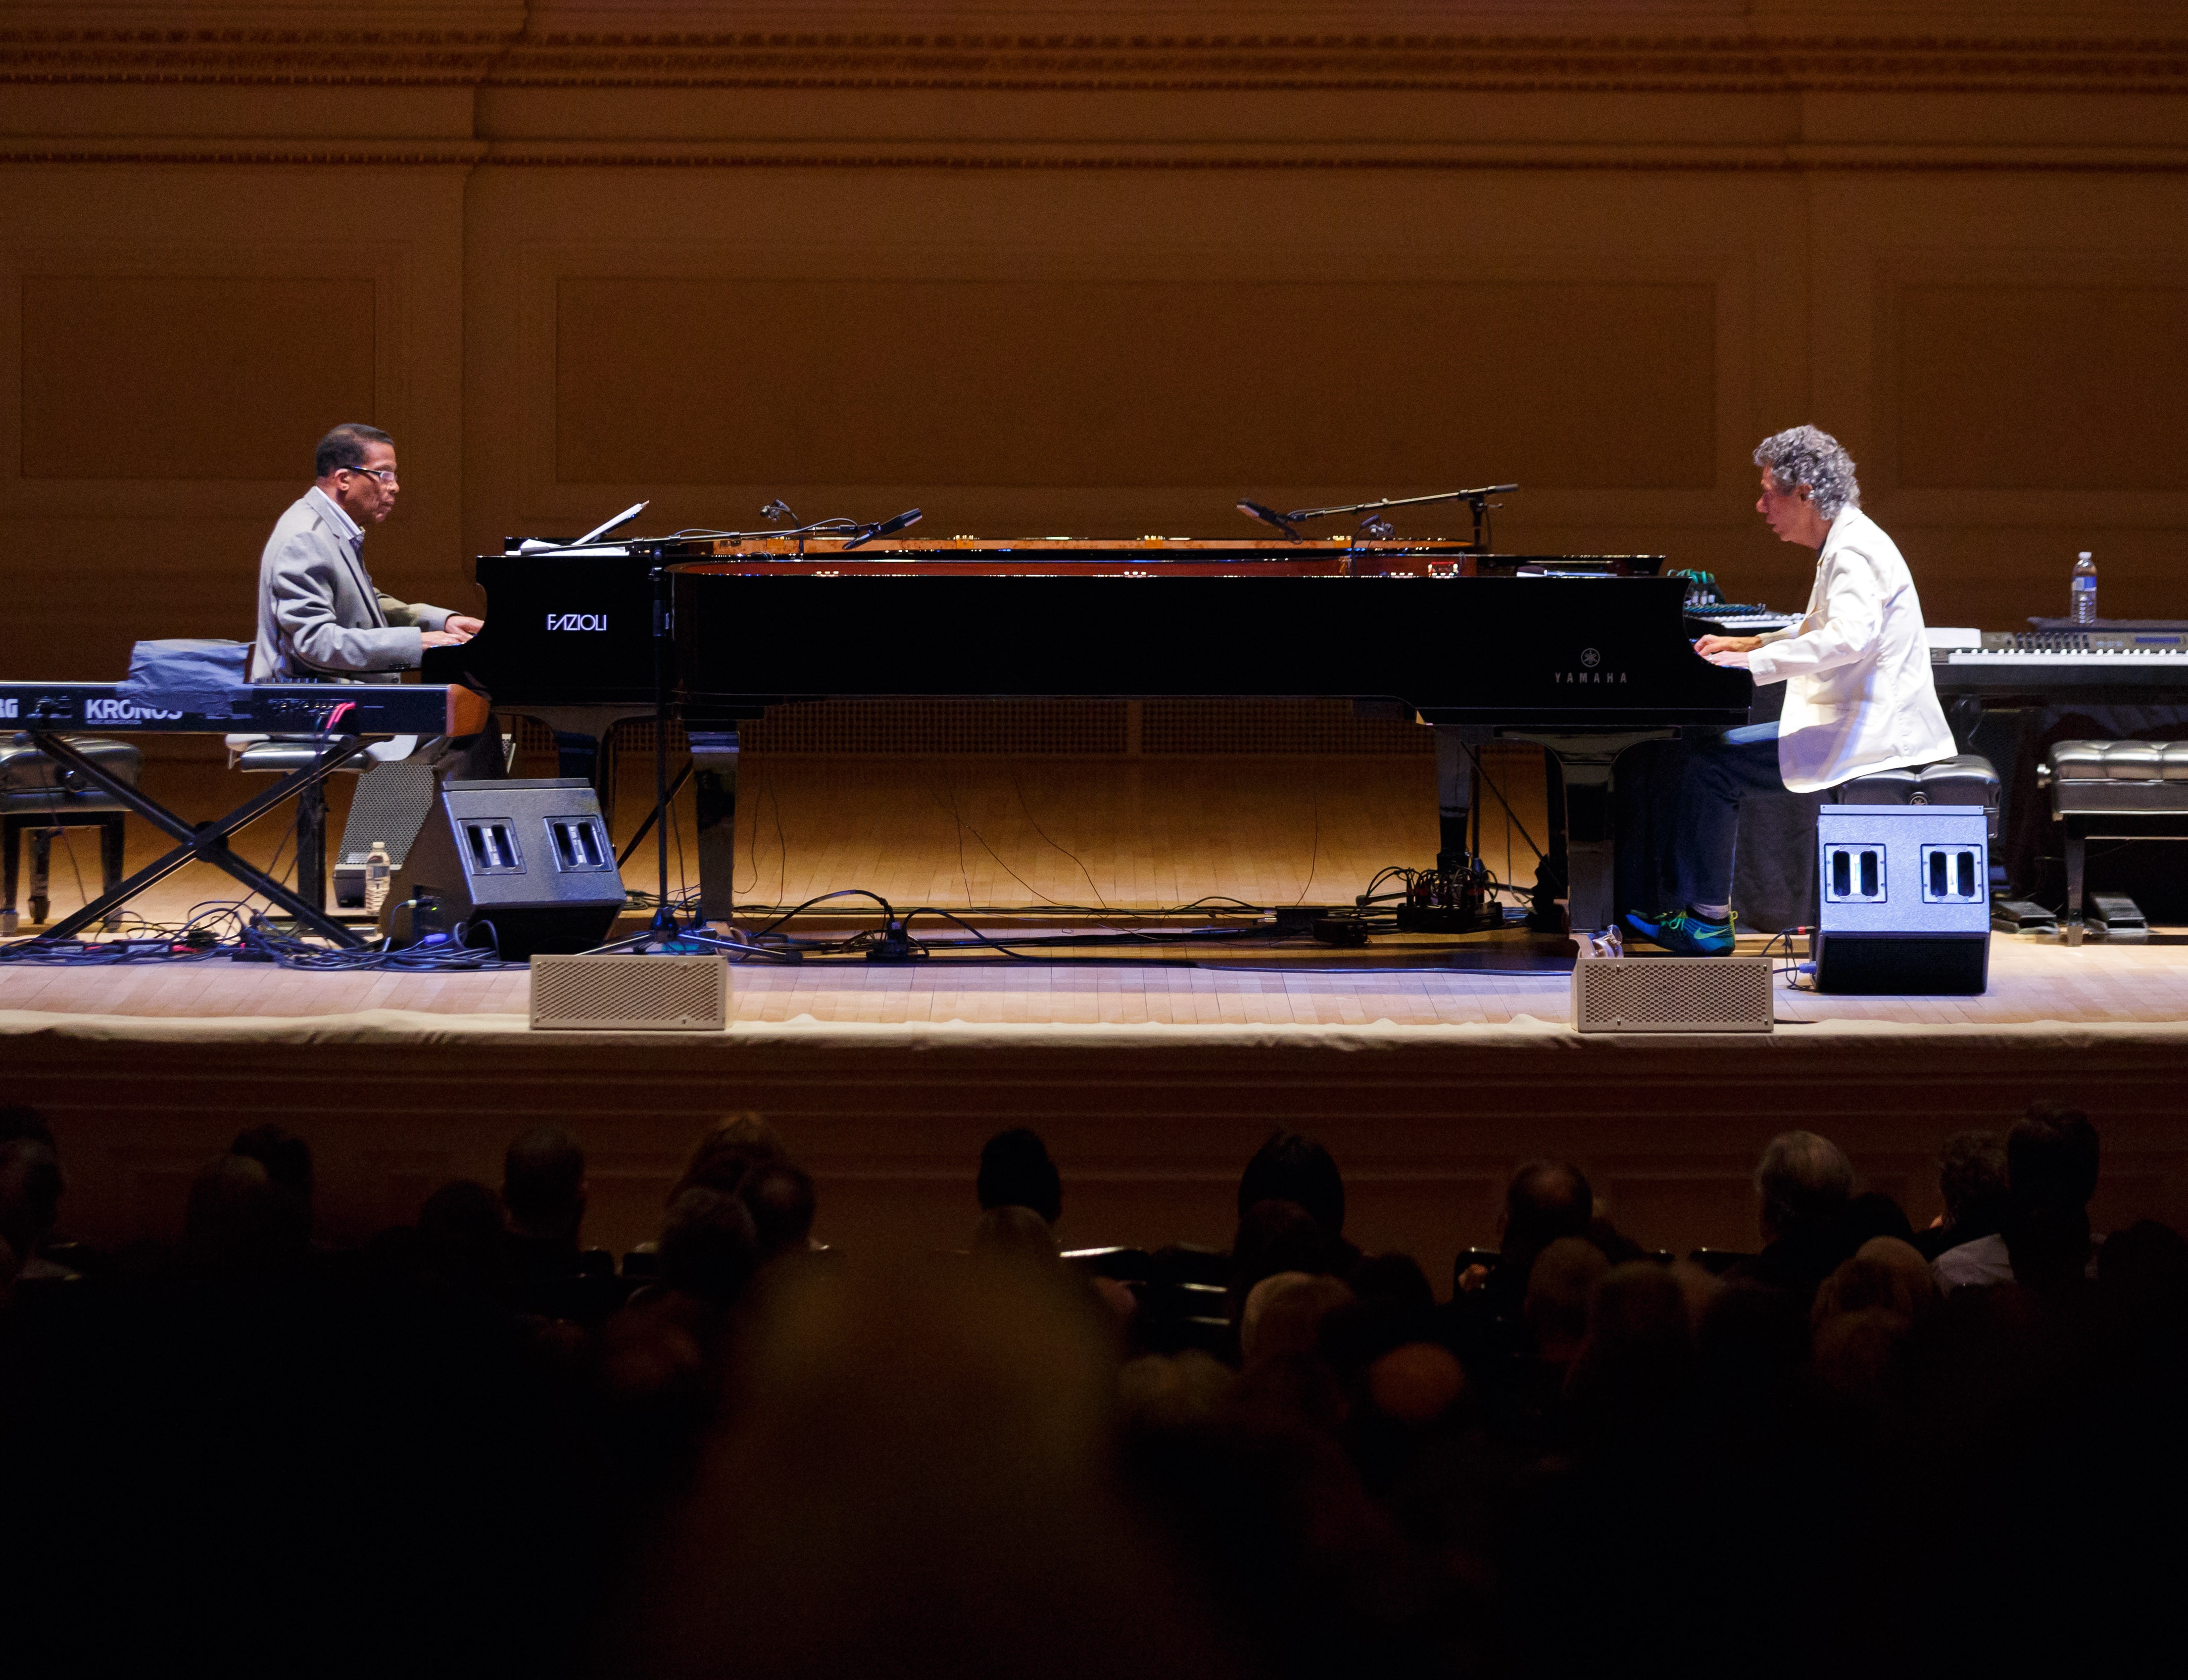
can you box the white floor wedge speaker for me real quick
[1572,956,1774,1034]
[531,954,729,1031]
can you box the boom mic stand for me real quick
[592,559,690,955]
[1237,484,1517,547]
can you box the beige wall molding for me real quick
[5,28,2187,95]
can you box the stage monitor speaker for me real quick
[332,762,440,908]
[531,954,728,1031]
[382,777,626,960]
[1572,956,1773,1033]
[1812,804,1990,995]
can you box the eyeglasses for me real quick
[340,465,400,484]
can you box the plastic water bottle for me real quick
[365,840,392,915]
[2072,551,2097,625]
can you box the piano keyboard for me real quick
[1945,648,2188,666]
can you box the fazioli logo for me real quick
[87,698,182,721]
[546,612,609,631]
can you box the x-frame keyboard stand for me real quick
[26,731,374,948]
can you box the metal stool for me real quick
[226,735,376,914]
[2040,740,2188,946]
[0,733,143,933]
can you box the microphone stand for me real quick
[593,561,684,956]
[648,561,675,939]
[1237,484,1516,547]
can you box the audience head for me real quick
[2008,1103,2100,1213]
[1814,1237,1937,1329]
[674,1112,788,1202]
[417,1178,504,1294]
[185,1153,310,1281]
[2003,1102,2101,1291]
[1938,1129,2010,1232]
[1524,1236,1610,1366]
[1239,1270,1353,1365]
[1501,1159,1594,1271]
[1841,1190,1915,1248]
[977,1128,1063,1226]
[502,1123,586,1241]
[660,1187,760,1306]
[971,1203,1059,1266]
[1754,1130,1854,1246]
[743,1159,817,1263]
[1237,1132,1344,1244]
[1364,1342,1467,1426]
[2096,1219,2188,1361]
[231,1124,313,1206]
[1568,1261,1695,1441]
[0,1104,63,1263]
[1229,1198,1331,1323]
[602,1257,1237,1680]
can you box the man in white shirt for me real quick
[1625,425,1956,955]
[250,423,479,682]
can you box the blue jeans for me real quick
[1671,722,1787,912]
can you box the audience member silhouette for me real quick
[976,1126,1063,1226]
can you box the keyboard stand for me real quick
[26,731,375,948]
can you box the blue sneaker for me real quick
[1622,908,1735,956]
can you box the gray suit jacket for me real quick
[250,485,451,682]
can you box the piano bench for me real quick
[1836,754,2001,841]
[1,733,142,933]
[2040,741,2188,946]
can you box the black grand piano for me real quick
[425,534,1753,933]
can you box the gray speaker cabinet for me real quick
[382,778,627,960]
[1812,804,1990,995]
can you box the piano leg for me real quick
[1505,730,1674,937]
[553,731,602,788]
[1432,726,1488,870]
[2064,818,2086,948]
[690,731,741,926]
[295,781,327,913]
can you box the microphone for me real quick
[841,507,924,552]
[1236,499,1303,542]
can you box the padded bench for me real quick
[1836,754,2002,839]
[2039,740,2188,946]
[0,733,142,933]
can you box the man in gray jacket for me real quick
[250,423,480,682]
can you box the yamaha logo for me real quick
[545,613,609,631]
[87,698,182,721]
[1581,648,1601,668]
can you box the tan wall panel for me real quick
[554,276,1715,491]
[1896,284,2188,491]
[22,275,378,482]
[0,164,471,679]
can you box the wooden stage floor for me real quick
[3,929,2188,1029]
[5,932,2188,1283]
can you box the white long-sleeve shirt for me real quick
[1745,505,1956,794]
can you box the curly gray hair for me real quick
[1753,425,1859,519]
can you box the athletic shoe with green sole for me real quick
[1620,907,1735,957]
